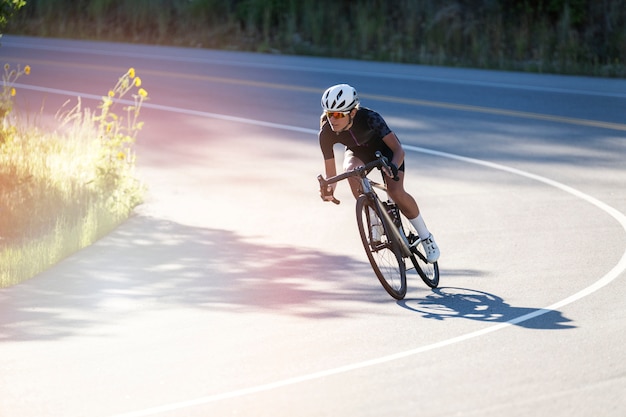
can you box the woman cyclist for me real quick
[318,83,440,263]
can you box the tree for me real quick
[0,0,26,37]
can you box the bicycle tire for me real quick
[399,214,440,288]
[356,195,407,299]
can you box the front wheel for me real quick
[356,195,407,299]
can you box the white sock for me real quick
[409,214,430,241]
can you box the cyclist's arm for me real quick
[320,130,338,182]
[382,132,405,174]
[322,157,338,199]
[324,157,337,179]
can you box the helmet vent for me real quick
[321,84,359,112]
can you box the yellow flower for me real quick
[24,65,31,75]
[117,151,126,160]
[128,68,136,78]
[134,77,141,87]
[108,90,115,97]
[138,88,148,98]
[10,88,16,97]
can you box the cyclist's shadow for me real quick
[397,287,575,329]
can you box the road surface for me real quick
[1,35,625,417]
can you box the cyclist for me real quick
[318,83,440,263]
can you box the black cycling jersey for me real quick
[319,107,403,170]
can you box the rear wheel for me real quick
[356,195,407,299]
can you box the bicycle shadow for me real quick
[397,287,575,330]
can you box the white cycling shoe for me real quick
[420,234,440,263]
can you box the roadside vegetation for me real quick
[0,65,147,287]
[7,0,626,77]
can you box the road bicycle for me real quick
[318,152,439,300]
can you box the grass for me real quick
[6,0,626,77]
[0,66,146,287]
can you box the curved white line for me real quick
[108,128,626,417]
[11,82,624,416]
[403,145,626,316]
[11,83,315,135]
[12,83,626,132]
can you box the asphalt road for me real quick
[1,35,625,417]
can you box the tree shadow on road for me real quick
[397,287,574,330]
[0,215,387,341]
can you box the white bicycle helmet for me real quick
[321,84,359,112]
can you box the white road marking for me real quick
[12,82,626,132]
[10,82,626,416]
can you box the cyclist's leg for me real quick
[386,168,440,262]
[385,170,420,219]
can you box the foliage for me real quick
[0,66,146,286]
[0,0,25,35]
[1,62,29,125]
[92,68,147,199]
[7,0,625,76]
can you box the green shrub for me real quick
[8,0,625,76]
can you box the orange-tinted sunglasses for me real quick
[325,110,350,119]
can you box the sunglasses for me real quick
[326,110,350,119]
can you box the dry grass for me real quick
[0,67,146,287]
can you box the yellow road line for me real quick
[362,93,626,132]
[8,57,626,132]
